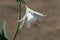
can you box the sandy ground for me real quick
[0,0,60,40]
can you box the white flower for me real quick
[17,7,47,29]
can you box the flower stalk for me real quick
[12,2,21,40]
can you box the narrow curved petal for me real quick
[20,14,26,22]
[27,20,31,29]
[34,12,45,16]
[27,7,47,17]
[19,19,25,29]
[17,14,26,22]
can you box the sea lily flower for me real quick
[17,6,47,29]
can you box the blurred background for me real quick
[0,0,60,40]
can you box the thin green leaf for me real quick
[0,33,8,40]
[1,20,8,39]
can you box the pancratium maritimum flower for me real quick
[17,6,47,29]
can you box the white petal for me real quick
[27,7,47,17]
[26,8,34,20]
[19,18,25,29]
[26,13,34,21]
[17,14,26,22]
[34,12,45,16]
[27,20,31,29]
[26,7,39,23]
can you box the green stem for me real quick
[12,2,21,40]
[22,0,28,8]
[12,0,27,40]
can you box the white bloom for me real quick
[17,7,47,29]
